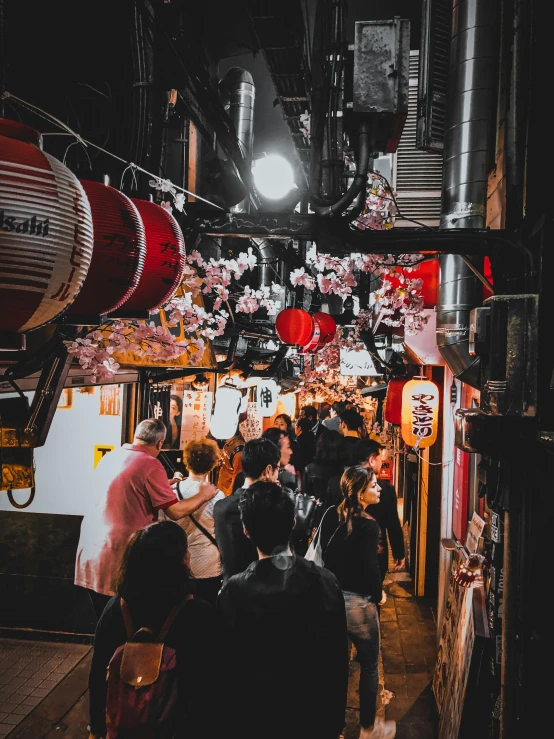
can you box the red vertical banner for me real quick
[379,458,394,481]
[452,445,470,541]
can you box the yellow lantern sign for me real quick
[401,376,439,448]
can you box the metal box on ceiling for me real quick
[352,17,410,153]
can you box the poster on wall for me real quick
[150,385,173,449]
[99,385,121,416]
[179,391,213,447]
[433,557,475,738]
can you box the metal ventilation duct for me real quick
[219,67,255,214]
[436,0,495,388]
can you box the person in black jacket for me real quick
[320,466,396,739]
[218,481,349,739]
[302,429,348,506]
[213,438,280,581]
[87,521,220,739]
[351,439,406,583]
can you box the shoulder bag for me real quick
[305,505,338,566]
[176,481,219,550]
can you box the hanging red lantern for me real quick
[66,180,146,317]
[275,308,314,346]
[122,199,186,312]
[313,311,336,346]
[0,120,94,333]
[384,377,411,425]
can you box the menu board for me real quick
[240,401,264,442]
[179,391,213,447]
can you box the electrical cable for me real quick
[2,91,225,211]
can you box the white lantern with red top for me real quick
[0,119,94,335]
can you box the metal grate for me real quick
[417,0,452,152]
[394,52,443,227]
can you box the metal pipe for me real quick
[436,0,496,388]
[219,67,255,214]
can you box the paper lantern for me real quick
[0,119,94,333]
[123,199,186,312]
[384,377,411,425]
[401,376,439,448]
[275,308,314,346]
[66,180,146,316]
[313,311,337,345]
[209,384,242,440]
[256,379,278,417]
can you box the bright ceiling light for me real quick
[253,154,296,199]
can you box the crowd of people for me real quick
[76,401,406,739]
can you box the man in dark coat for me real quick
[214,437,280,581]
[352,439,406,583]
[217,481,348,739]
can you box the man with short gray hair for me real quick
[75,418,217,618]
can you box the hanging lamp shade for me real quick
[123,199,186,312]
[384,377,411,425]
[209,384,243,440]
[275,308,314,346]
[66,180,146,316]
[0,119,94,333]
[401,376,439,448]
[256,379,278,417]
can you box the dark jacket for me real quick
[296,429,317,468]
[88,595,220,738]
[321,510,383,604]
[302,461,344,506]
[217,554,348,739]
[213,487,257,581]
[366,479,405,582]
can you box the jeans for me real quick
[343,591,380,729]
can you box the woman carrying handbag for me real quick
[320,466,396,739]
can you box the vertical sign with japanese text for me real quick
[180,391,213,447]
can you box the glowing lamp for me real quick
[257,379,278,417]
[401,376,439,448]
[384,377,411,425]
[252,154,295,199]
[275,308,314,346]
[454,554,484,588]
[209,384,242,440]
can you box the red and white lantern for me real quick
[275,308,314,347]
[66,180,146,317]
[0,119,94,333]
[123,199,186,312]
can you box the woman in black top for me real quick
[274,413,305,474]
[321,466,396,739]
[87,521,220,739]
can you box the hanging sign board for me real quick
[180,391,213,447]
[340,349,379,376]
[240,401,264,442]
[256,379,278,417]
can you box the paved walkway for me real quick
[0,573,438,738]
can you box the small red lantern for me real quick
[122,199,186,312]
[0,120,94,334]
[66,181,146,317]
[275,308,314,346]
[384,377,411,425]
[313,311,336,348]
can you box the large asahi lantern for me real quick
[401,376,439,448]
[123,199,186,312]
[66,180,146,317]
[0,119,94,334]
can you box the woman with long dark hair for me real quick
[320,466,396,739]
[165,394,183,449]
[87,521,219,739]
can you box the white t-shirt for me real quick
[170,479,226,579]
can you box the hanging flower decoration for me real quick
[64,242,284,380]
[353,174,397,231]
[372,268,428,335]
